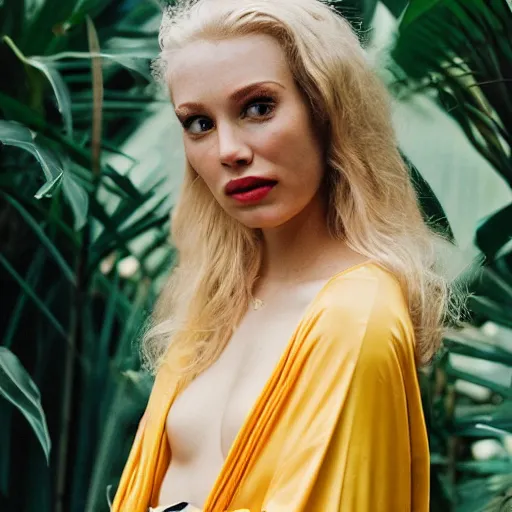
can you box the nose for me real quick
[217,122,253,168]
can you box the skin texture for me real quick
[169,34,364,286]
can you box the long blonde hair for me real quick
[144,0,457,378]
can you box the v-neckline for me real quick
[202,260,376,510]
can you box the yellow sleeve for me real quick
[261,283,430,512]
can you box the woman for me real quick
[112,0,455,510]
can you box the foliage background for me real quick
[0,0,511,511]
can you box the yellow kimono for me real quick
[113,262,430,511]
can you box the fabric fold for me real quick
[113,262,429,512]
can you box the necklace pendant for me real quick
[252,298,264,310]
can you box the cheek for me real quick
[261,112,323,181]
[184,138,218,187]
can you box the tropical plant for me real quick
[388,0,512,510]
[0,1,173,511]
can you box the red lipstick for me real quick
[225,176,277,204]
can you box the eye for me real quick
[183,116,214,135]
[244,96,276,119]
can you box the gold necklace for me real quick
[252,275,265,310]
[252,297,265,310]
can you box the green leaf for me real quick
[0,120,64,197]
[114,280,152,365]
[0,347,51,463]
[391,0,512,184]
[2,36,73,137]
[84,369,152,512]
[104,54,152,80]
[475,203,512,261]
[98,270,120,360]
[33,50,154,80]
[1,193,76,283]
[479,267,512,307]
[446,363,512,399]
[455,400,512,427]
[34,174,63,199]
[400,0,446,29]
[401,149,454,241]
[28,57,73,137]
[90,209,168,271]
[0,0,25,40]
[443,333,512,366]
[3,251,45,352]
[102,166,144,199]
[456,460,512,475]
[62,171,89,231]
[469,295,512,328]
[0,253,67,338]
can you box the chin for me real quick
[236,212,291,230]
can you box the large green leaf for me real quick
[402,151,454,240]
[469,295,512,328]
[28,57,73,137]
[2,35,73,137]
[0,120,63,198]
[0,120,90,229]
[0,347,51,463]
[391,0,512,184]
[400,0,445,28]
[475,203,512,261]
[33,49,156,80]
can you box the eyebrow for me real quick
[174,80,284,119]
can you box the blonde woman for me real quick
[112,0,454,510]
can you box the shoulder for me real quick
[309,262,416,369]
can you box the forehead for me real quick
[168,34,292,106]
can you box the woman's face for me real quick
[169,34,326,229]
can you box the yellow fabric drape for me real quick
[112,262,430,512]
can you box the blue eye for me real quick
[244,96,276,119]
[246,102,275,118]
[184,117,213,134]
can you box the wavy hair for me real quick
[143,0,461,378]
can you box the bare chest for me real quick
[165,301,307,464]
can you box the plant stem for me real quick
[54,16,104,512]
[55,259,84,512]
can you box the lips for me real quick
[225,176,278,195]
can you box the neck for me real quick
[258,192,337,284]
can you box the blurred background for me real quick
[0,0,511,511]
